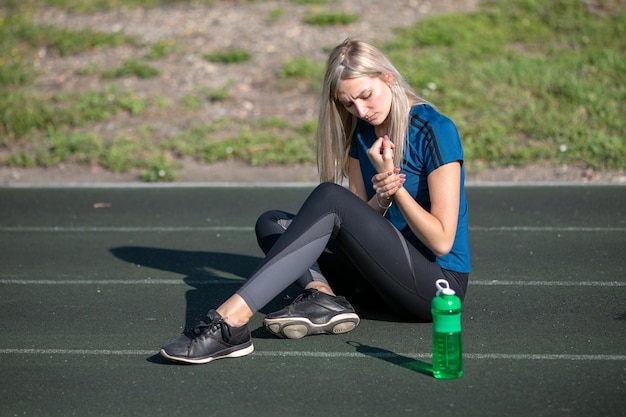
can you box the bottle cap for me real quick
[436,279,456,296]
[432,279,461,332]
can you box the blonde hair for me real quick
[317,38,429,183]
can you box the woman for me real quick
[160,38,471,364]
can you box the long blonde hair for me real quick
[317,38,428,183]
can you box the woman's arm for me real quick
[348,157,399,215]
[394,161,461,257]
[348,157,368,201]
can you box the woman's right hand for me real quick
[367,134,396,174]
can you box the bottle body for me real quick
[432,330,463,379]
[431,280,463,379]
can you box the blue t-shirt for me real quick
[349,104,471,273]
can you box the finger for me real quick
[384,135,396,149]
[372,136,385,152]
[371,173,384,183]
[383,135,396,149]
[382,135,394,160]
[385,175,405,194]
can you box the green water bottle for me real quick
[431,279,463,379]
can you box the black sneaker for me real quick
[160,310,254,364]
[263,288,360,339]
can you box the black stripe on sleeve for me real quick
[410,114,444,169]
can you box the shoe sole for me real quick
[159,343,254,365]
[264,313,360,339]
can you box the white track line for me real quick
[0,348,623,361]
[0,278,623,287]
[2,181,623,189]
[0,226,254,232]
[0,226,624,232]
[470,226,626,232]
[0,182,320,189]
[470,280,625,287]
[0,278,244,285]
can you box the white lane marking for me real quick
[0,226,624,232]
[0,279,623,287]
[470,226,626,232]
[0,226,254,232]
[0,349,623,361]
[0,279,244,285]
[469,280,626,287]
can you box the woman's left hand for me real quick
[372,167,405,200]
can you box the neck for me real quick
[375,120,390,138]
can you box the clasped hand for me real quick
[367,135,405,200]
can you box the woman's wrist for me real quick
[375,193,393,209]
[375,194,393,217]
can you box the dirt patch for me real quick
[30,0,479,131]
[2,160,624,185]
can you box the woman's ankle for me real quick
[305,282,336,297]
[216,294,253,327]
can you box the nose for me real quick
[354,101,367,118]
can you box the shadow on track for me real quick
[348,341,433,377]
[111,246,262,329]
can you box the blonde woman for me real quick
[160,39,471,364]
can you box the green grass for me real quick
[289,0,333,4]
[1,85,151,143]
[0,14,134,59]
[101,58,161,79]
[146,39,176,59]
[385,0,625,169]
[303,11,358,26]
[204,49,252,64]
[162,118,317,166]
[279,57,325,80]
[0,0,624,181]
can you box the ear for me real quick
[382,72,395,85]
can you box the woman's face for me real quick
[336,75,393,128]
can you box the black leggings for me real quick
[236,182,468,322]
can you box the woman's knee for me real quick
[307,182,358,210]
[312,181,346,199]
[255,210,284,229]
[254,210,292,253]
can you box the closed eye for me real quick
[341,93,371,109]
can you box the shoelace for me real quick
[188,314,239,344]
[187,316,223,338]
[291,288,317,305]
[291,290,313,305]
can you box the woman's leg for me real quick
[255,210,329,289]
[160,182,465,362]
[237,182,465,322]
[255,210,386,308]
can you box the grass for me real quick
[0,0,624,181]
[162,118,317,167]
[279,57,325,81]
[303,11,358,26]
[204,49,252,64]
[146,39,176,59]
[0,13,133,58]
[386,0,626,169]
[101,58,161,79]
